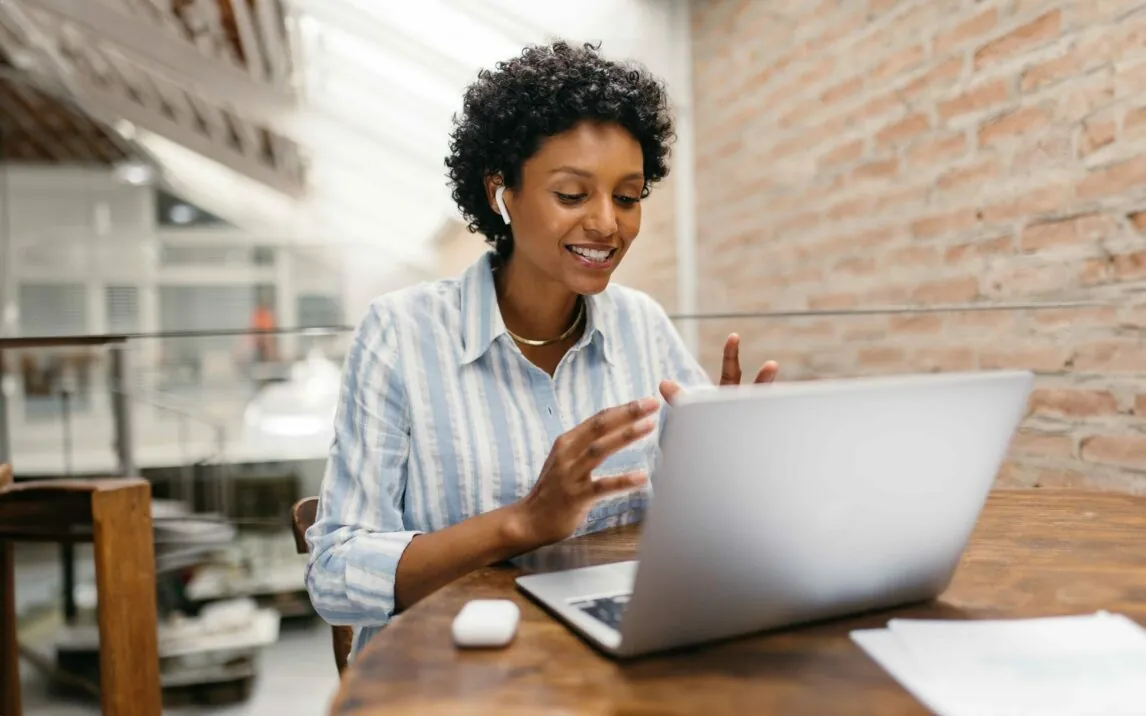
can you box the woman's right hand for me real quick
[511,397,661,549]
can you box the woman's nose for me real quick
[583,196,618,237]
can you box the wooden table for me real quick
[331,489,1146,715]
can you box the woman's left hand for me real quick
[660,333,779,404]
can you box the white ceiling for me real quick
[0,0,688,277]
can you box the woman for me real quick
[305,41,778,657]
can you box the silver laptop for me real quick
[516,369,1034,658]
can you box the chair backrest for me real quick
[291,496,318,554]
[290,496,352,676]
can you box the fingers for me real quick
[720,333,742,385]
[562,397,660,456]
[591,471,648,497]
[659,380,682,405]
[573,415,657,475]
[754,360,780,384]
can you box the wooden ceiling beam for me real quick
[14,85,95,161]
[0,79,73,161]
[227,0,261,78]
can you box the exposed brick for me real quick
[1075,0,1146,25]
[1032,307,1119,329]
[861,285,912,304]
[1021,47,1095,92]
[1028,389,1119,418]
[910,276,980,302]
[1012,431,1074,459]
[788,320,835,338]
[945,235,1014,262]
[981,347,1071,372]
[1113,250,1146,280]
[978,105,1053,147]
[1081,434,1146,468]
[974,10,1063,69]
[857,346,907,368]
[1031,469,1090,489]
[981,185,1071,223]
[808,292,858,309]
[938,79,1010,121]
[889,314,944,334]
[835,256,877,275]
[908,131,967,166]
[854,89,903,122]
[690,0,1146,494]
[1019,219,1073,252]
[995,462,1028,488]
[777,100,823,129]
[821,76,864,103]
[915,347,977,371]
[900,57,964,101]
[935,6,998,55]
[937,158,1004,191]
[1062,72,1117,120]
[987,262,1080,296]
[911,208,979,239]
[871,185,928,212]
[1082,116,1117,155]
[851,157,899,180]
[1020,213,1116,252]
[1124,105,1146,133]
[876,112,930,148]
[955,310,1018,330]
[818,139,865,168]
[817,226,899,255]
[1080,258,1111,285]
[1015,130,1073,170]
[1077,155,1146,199]
[887,245,940,267]
[871,43,926,81]
[827,195,873,221]
[1074,340,1144,373]
[799,57,838,86]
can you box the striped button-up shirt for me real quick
[305,251,711,657]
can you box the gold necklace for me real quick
[506,299,585,347]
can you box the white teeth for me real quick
[570,246,611,262]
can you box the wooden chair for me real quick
[290,497,352,676]
[0,463,163,715]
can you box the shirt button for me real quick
[547,407,554,415]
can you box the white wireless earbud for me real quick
[494,185,511,225]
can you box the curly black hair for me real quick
[445,41,675,264]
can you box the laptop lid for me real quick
[613,370,1035,657]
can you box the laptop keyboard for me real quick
[570,593,630,630]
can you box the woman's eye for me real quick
[555,192,585,203]
[615,195,641,206]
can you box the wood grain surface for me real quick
[331,489,1146,715]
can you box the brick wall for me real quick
[691,0,1146,492]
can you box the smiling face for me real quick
[487,120,645,296]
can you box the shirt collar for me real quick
[459,252,617,366]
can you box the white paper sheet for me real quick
[851,611,1146,716]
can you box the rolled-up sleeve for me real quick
[304,300,422,628]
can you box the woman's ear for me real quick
[494,186,511,225]
[485,176,511,225]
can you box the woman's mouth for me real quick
[566,245,617,268]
